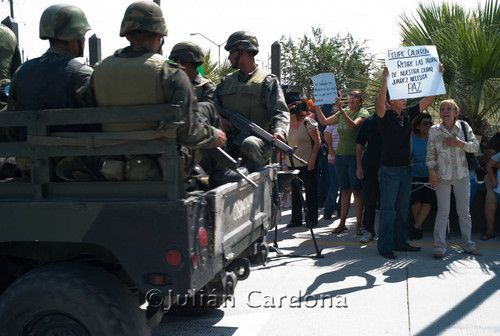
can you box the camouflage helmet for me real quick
[39,4,91,41]
[168,41,204,64]
[224,31,259,55]
[120,1,168,37]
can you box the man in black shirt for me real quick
[375,65,444,259]
[356,113,382,243]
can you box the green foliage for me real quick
[279,27,374,99]
[201,49,235,84]
[398,0,500,135]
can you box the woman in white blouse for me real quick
[426,99,481,259]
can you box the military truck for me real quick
[0,104,279,335]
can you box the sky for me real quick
[1,0,485,71]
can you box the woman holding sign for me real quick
[315,91,369,235]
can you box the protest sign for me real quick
[385,45,445,100]
[311,73,337,105]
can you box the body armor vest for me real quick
[93,52,165,131]
[14,57,82,110]
[220,69,270,131]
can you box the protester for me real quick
[481,131,500,240]
[409,112,436,240]
[316,91,369,235]
[485,152,500,204]
[375,64,443,259]
[427,99,480,258]
[323,124,341,220]
[356,110,382,243]
[285,92,320,228]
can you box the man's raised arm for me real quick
[376,67,389,119]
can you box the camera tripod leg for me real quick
[291,173,323,258]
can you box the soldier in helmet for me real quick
[7,4,92,112]
[215,31,289,172]
[87,1,225,181]
[0,24,21,110]
[169,41,216,103]
[6,4,94,178]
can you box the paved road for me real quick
[153,207,500,336]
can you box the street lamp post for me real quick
[190,32,225,71]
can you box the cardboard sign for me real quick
[311,73,338,105]
[385,45,446,99]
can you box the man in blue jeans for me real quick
[375,65,444,259]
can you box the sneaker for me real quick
[360,231,374,243]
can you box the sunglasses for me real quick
[421,121,432,126]
[348,93,361,99]
[229,48,240,55]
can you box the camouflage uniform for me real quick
[5,4,93,178]
[168,41,216,103]
[192,73,216,103]
[215,32,289,171]
[0,24,21,108]
[88,2,219,180]
[7,4,92,112]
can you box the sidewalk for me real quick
[258,207,500,335]
[155,206,500,336]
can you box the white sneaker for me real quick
[360,231,373,243]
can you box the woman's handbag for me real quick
[305,120,328,160]
[460,121,480,170]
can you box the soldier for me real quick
[87,1,225,181]
[215,31,289,172]
[6,4,94,178]
[169,41,216,103]
[0,24,21,109]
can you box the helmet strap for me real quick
[77,39,84,57]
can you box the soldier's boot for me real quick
[209,166,248,189]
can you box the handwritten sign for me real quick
[311,73,337,105]
[385,45,445,99]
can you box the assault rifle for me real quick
[216,107,308,165]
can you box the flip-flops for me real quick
[480,232,495,241]
[332,226,347,234]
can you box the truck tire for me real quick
[0,262,150,336]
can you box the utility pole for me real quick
[9,0,14,18]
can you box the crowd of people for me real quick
[284,65,500,260]
[1,2,499,260]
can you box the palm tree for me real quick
[201,49,235,84]
[398,0,500,135]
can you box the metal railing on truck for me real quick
[0,104,186,201]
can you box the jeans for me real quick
[324,162,341,216]
[377,166,412,253]
[317,157,329,207]
[335,155,364,191]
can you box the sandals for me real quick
[480,232,495,241]
[356,226,363,236]
[332,226,347,234]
